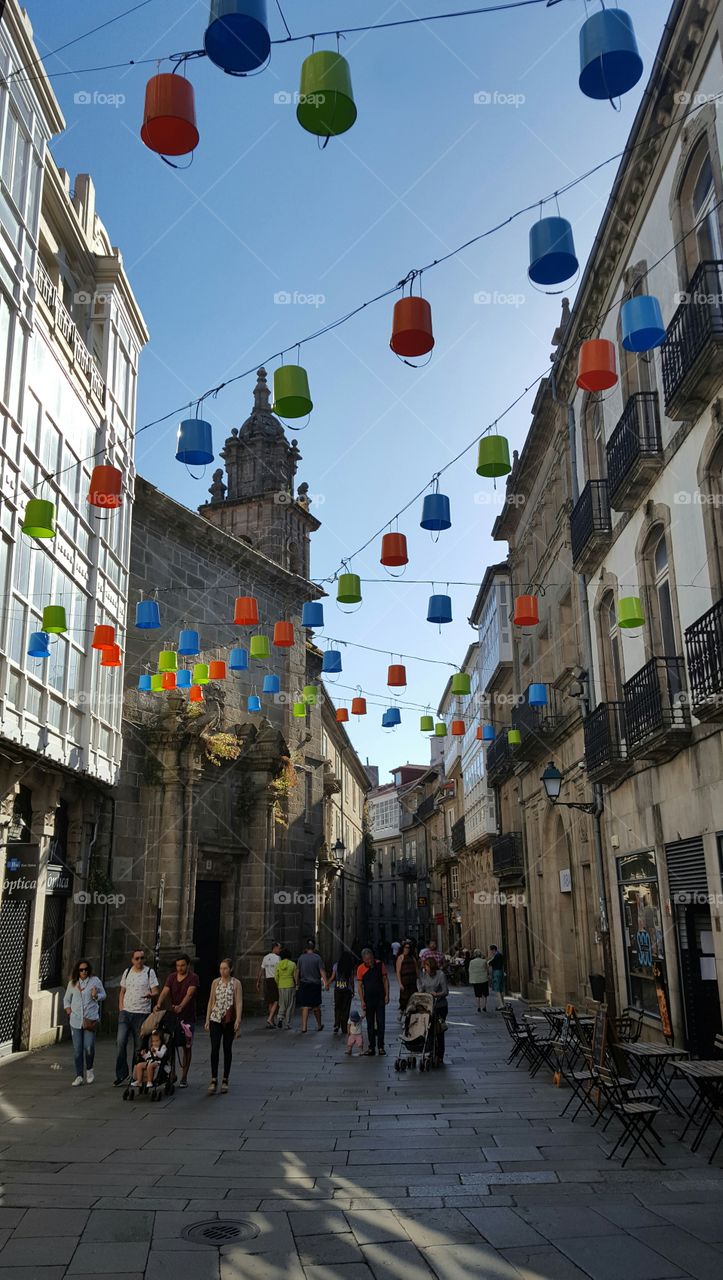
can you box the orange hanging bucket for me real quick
[234,596,259,626]
[351,696,367,715]
[380,532,408,568]
[390,296,434,359]
[577,338,617,392]
[88,465,122,509]
[336,707,349,722]
[92,624,115,650]
[387,663,407,688]
[140,73,199,157]
[451,719,465,736]
[208,659,226,680]
[100,643,122,668]
[476,725,484,741]
[189,684,203,702]
[273,621,294,648]
[513,594,539,627]
[162,671,177,690]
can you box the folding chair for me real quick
[553,1021,597,1121]
[594,1065,665,1167]
[500,1006,537,1070]
[591,1043,660,1133]
[615,1007,644,1043]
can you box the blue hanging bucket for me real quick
[483,723,495,742]
[176,669,192,688]
[263,673,280,694]
[528,683,548,707]
[229,646,249,671]
[579,9,643,101]
[420,492,451,532]
[529,217,578,287]
[27,631,51,659]
[178,628,200,656]
[427,593,452,625]
[136,598,161,629]
[386,707,401,726]
[301,601,324,629]
[204,0,271,74]
[382,710,395,728]
[322,649,342,674]
[247,694,262,712]
[138,673,152,691]
[621,295,666,352]
[176,418,214,466]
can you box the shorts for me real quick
[264,978,279,1003]
[473,982,489,998]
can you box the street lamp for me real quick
[540,761,599,815]
[333,838,346,864]
[333,839,346,946]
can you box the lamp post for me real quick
[333,838,346,946]
[539,760,616,1019]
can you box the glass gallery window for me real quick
[617,850,667,1016]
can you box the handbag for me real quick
[221,1007,235,1025]
[82,1017,99,1032]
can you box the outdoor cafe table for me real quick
[673,1059,723,1152]
[622,1042,689,1115]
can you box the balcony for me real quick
[415,794,436,821]
[35,262,106,406]
[606,392,662,510]
[451,816,466,853]
[623,657,691,761]
[510,687,561,761]
[486,730,514,785]
[397,859,417,880]
[583,702,628,781]
[685,597,723,721]
[570,480,612,573]
[662,261,723,420]
[492,833,524,882]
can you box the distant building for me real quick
[367,765,427,949]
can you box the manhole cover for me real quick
[183,1220,259,1247]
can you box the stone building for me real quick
[367,765,427,949]
[315,699,370,964]
[0,1,147,1053]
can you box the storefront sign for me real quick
[417,895,428,907]
[3,844,39,899]
[46,863,73,897]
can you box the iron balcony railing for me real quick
[570,480,612,572]
[606,392,662,508]
[35,261,106,405]
[662,260,723,416]
[492,832,524,877]
[583,702,627,776]
[486,729,514,784]
[415,794,436,821]
[685,596,723,716]
[511,686,561,759]
[397,858,418,879]
[623,657,691,755]
[451,816,466,853]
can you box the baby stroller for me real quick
[123,1010,179,1102]
[394,992,437,1072]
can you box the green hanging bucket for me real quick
[618,596,644,629]
[42,605,66,634]
[158,649,178,672]
[476,434,512,478]
[293,701,307,718]
[303,684,318,705]
[435,722,447,737]
[272,365,313,419]
[297,51,357,138]
[22,498,56,539]
[420,714,434,733]
[150,673,164,692]
[508,728,522,746]
[193,662,210,685]
[337,573,362,605]
[451,672,471,696]
[250,634,270,660]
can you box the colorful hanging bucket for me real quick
[386,707,401,726]
[352,696,367,716]
[136,598,161,629]
[100,643,122,668]
[483,723,495,742]
[273,621,294,648]
[87,465,122,510]
[579,9,643,101]
[176,418,213,466]
[190,684,204,702]
[272,365,313,418]
[176,669,192,688]
[528,683,547,707]
[178,628,200,656]
[263,673,280,694]
[336,707,349,722]
[427,594,452,625]
[301,601,324,628]
[42,605,67,634]
[513,595,539,627]
[193,662,210,685]
[451,720,465,736]
[138,673,152,691]
[159,649,178,673]
[451,672,471,696]
[476,725,484,741]
[476,435,511,478]
[621,296,666,352]
[140,73,199,156]
[529,216,578,287]
[229,646,249,670]
[303,684,318,705]
[420,714,434,733]
[618,596,644,629]
[420,492,451,531]
[204,0,271,74]
[508,728,522,746]
[322,649,342,674]
[22,498,55,539]
[434,722,447,737]
[577,339,617,392]
[151,673,164,692]
[162,671,177,690]
[297,51,357,137]
[92,624,115,650]
[337,573,362,605]
[387,664,407,688]
[390,296,434,359]
[380,532,408,568]
[27,631,51,659]
[247,694,262,712]
[209,659,227,680]
[234,595,259,625]
[293,701,307,718]
[250,634,270,660]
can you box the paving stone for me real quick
[345,1210,413,1245]
[288,1210,350,1236]
[0,1236,78,1266]
[392,1209,481,1247]
[558,1235,686,1280]
[632,1226,723,1279]
[66,1241,150,1273]
[147,1252,220,1280]
[81,1209,155,1241]
[296,1233,366,1264]
[462,1207,546,1247]
[515,1206,624,1239]
[593,1203,666,1230]
[501,1244,594,1279]
[361,1240,436,1278]
[0,1271,67,1279]
[0,1217,24,1233]
[10,1207,89,1238]
[302,1266,374,1280]
[646,1204,723,1241]
[423,1241,519,1279]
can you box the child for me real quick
[346,1007,364,1057]
[131,1030,167,1091]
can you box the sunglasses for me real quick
[78,967,89,973]
[133,955,144,962]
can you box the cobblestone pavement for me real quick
[1,981,722,1278]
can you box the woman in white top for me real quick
[205,958,242,1095]
[64,959,106,1086]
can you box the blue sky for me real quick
[28,1,668,779]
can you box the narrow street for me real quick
[0,983,721,1279]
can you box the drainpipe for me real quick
[99,795,116,984]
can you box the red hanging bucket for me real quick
[140,73,199,157]
[336,707,349,722]
[88,465,122,509]
[162,671,177,690]
[234,596,259,626]
[577,339,617,392]
[92,624,115,650]
[451,719,465,736]
[476,725,483,741]
[390,296,434,358]
[209,659,226,680]
[513,595,539,627]
[380,532,408,567]
[387,663,407,688]
[189,684,203,702]
[100,643,122,668]
[273,621,294,648]
[351,696,367,715]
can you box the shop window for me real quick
[39,895,66,990]
[617,850,666,1017]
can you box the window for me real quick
[617,851,666,1017]
[304,771,313,825]
[450,865,460,899]
[39,895,67,990]
[392,883,397,908]
[390,845,396,873]
[378,886,384,910]
[645,527,683,699]
[617,275,654,401]
[582,394,606,480]
[600,591,624,701]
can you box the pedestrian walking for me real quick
[296,939,328,1032]
[205,958,242,1095]
[488,944,505,1009]
[419,937,444,967]
[391,939,401,961]
[275,948,298,1029]
[331,950,354,1033]
[356,946,389,1056]
[468,948,489,1012]
[396,939,419,1012]
[64,959,106,1087]
[418,955,449,1065]
[257,942,281,1027]
[155,954,200,1087]
[114,948,159,1086]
